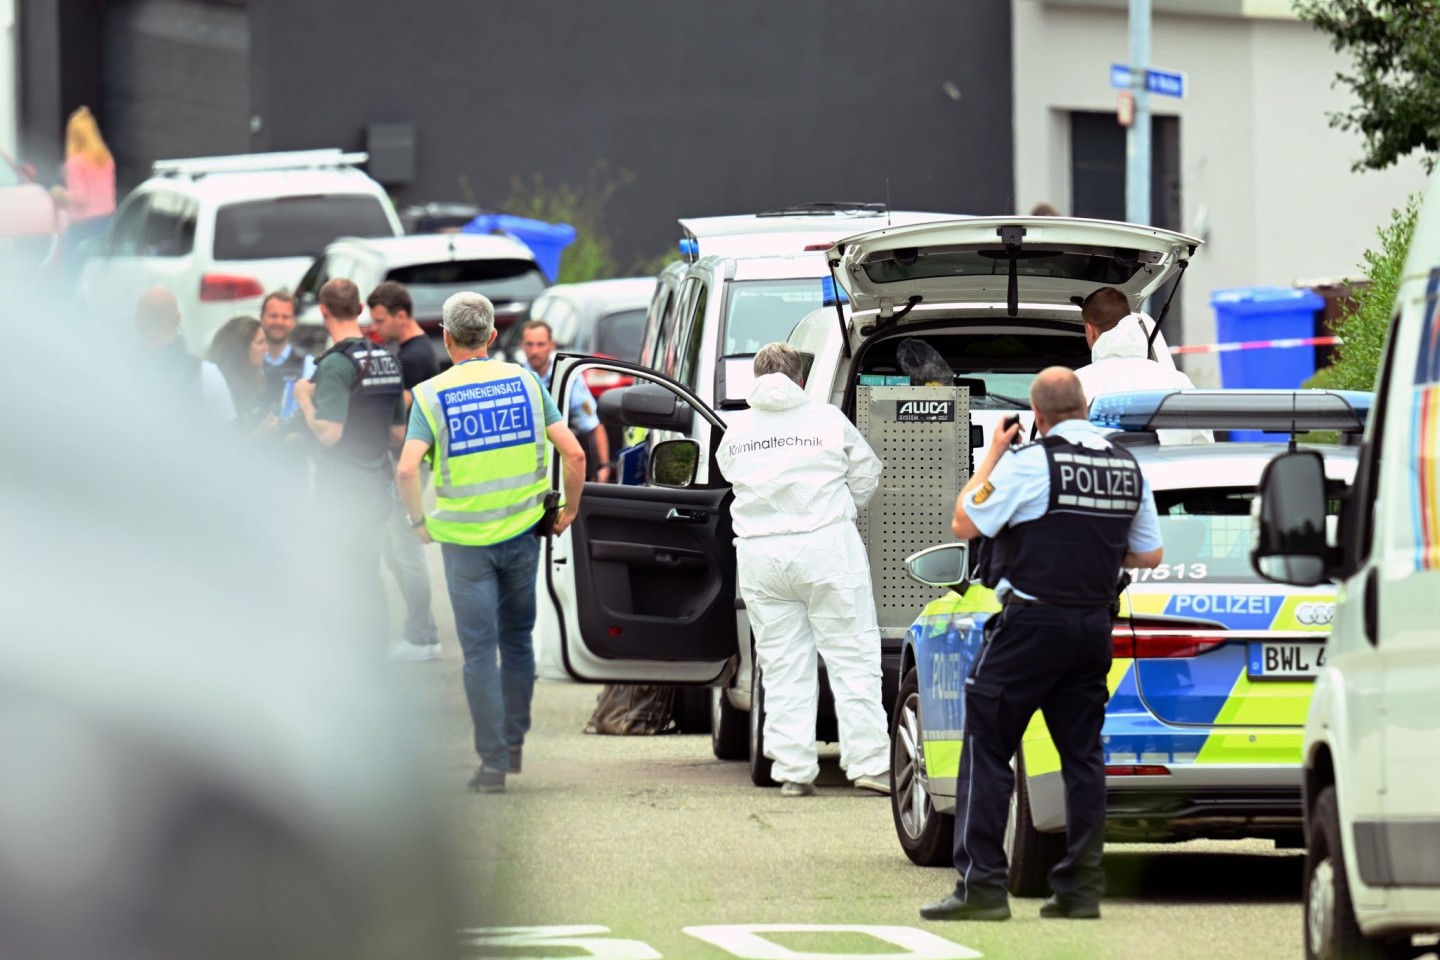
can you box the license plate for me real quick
[1248,641,1326,679]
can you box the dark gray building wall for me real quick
[250,0,1014,266]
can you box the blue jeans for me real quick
[440,534,541,772]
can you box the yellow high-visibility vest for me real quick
[414,358,550,546]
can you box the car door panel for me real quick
[570,483,735,661]
[539,354,735,684]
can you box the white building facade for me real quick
[1012,0,1430,385]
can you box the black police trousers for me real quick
[950,601,1112,906]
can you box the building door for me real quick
[1070,110,1183,331]
[102,0,251,192]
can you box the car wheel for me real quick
[1305,786,1409,960]
[890,666,954,866]
[1004,749,1066,898]
[674,687,711,734]
[711,684,748,761]
[748,657,775,787]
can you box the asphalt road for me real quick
[392,586,1308,960]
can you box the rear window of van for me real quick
[213,194,394,261]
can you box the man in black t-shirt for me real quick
[368,281,443,661]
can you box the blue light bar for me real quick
[821,274,849,308]
[1089,389,1374,434]
[678,237,699,258]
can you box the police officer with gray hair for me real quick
[920,366,1162,923]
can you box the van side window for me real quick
[109,194,151,256]
[677,284,709,391]
[659,279,699,379]
[1344,307,1402,570]
[141,191,198,257]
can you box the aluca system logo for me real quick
[896,400,955,423]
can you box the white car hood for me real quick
[828,216,1200,323]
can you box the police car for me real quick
[889,389,1369,895]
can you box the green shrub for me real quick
[1306,193,1422,391]
[495,161,673,284]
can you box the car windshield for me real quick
[722,279,826,355]
[1142,486,1341,583]
[595,308,647,361]
[213,194,394,261]
[385,259,548,319]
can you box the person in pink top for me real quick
[53,106,115,220]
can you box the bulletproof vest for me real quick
[262,345,309,405]
[977,434,1142,606]
[319,338,404,467]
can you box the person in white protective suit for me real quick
[1074,286,1212,446]
[714,342,890,798]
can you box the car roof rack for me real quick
[1090,389,1373,449]
[152,149,369,179]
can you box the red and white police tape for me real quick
[1169,335,1342,355]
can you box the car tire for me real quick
[674,687,712,734]
[1305,786,1410,960]
[890,667,954,866]
[711,684,748,761]
[1005,749,1067,898]
[748,658,776,787]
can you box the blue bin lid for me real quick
[1209,285,1325,313]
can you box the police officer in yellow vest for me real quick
[397,292,587,794]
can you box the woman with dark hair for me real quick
[208,316,278,435]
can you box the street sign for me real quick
[1110,63,1186,99]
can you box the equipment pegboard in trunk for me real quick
[855,385,972,637]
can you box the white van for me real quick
[538,216,1197,784]
[1251,172,1440,959]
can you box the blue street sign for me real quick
[1110,63,1187,99]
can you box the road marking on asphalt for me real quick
[459,924,983,959]
[683,925,983,959]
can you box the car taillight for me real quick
[199,273,265,302]
[583,354,632,394]
[1113,623,1227,659]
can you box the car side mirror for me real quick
[1252,451,1330,587]
[649,438,699,488]
[904,543,971,589]
[597,382,694,432]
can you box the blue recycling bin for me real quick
[1209,285,1325,441]
[463,213,577,283]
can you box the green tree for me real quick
[1295,0,1440,172]
[1307,193,1421,391]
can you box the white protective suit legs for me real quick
[738,521,890,785]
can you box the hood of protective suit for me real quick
[1091,314,1153,362]
[746,372,808,411]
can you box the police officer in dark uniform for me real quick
[292,278,407,649]
[921,367,1163,923]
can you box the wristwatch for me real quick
[410,516,426,528]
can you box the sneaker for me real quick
[919,893,1011,922]
[854,775,891,795]
[508,746,523,774]
[780,781,816,797]
[467,767,505,793]
[389,640,441,662]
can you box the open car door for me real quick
[538,355,737,684]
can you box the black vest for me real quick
[977,434,1142,606]
[262,345,310,408]
[318,338,404,468]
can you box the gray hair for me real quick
[441,292,495,349]
[1029,366,1089,422]
[753,342,803,384]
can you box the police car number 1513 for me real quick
[1127,563,1207,581]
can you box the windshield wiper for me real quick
[983,392,1031,410]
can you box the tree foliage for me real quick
[1295,0,1440,172]
[1308,193,1421,391]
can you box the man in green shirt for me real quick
[293,278,406,649]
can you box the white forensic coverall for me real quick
[715,373,888,786]
[1075,313,1213,446]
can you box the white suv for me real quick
[79,150,401,354]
